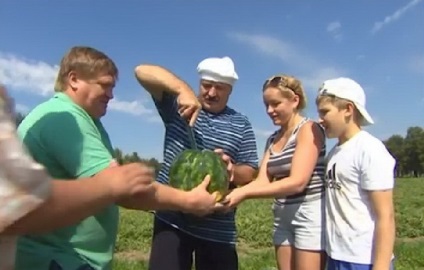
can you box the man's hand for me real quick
[97,163,155,201]
[183,175,227,216]
[214,149,234,182]
[176,90,201,127]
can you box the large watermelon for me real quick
[169,149,229,202]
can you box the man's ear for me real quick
[67,71,79,91]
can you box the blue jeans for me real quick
[327,257,395,270]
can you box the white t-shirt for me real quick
[0,99,51,270]
[324,130,396,264]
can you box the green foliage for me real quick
[113,148,161,176]
[114,178,424,270]
[384,126,424,177]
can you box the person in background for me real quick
[225,74,327,270]
[135,56,259,270]
[13,46,221,270]
[315,77,396,270]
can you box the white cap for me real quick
[318,77,374,126]
[197,56,238,86]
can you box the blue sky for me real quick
[1,0,423,161]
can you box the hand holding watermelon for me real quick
[169,149,230,203]
[182,175,227,216]
[213,148,234,182]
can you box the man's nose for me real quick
[207,87,217,97]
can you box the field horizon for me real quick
[113,177,424,270]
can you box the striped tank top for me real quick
[265,117,326,205]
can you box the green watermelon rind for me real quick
[168,149,229,201]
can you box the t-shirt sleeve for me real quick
[0,108,51,233]
[360,140,396,191]
[36,111,114,178]
[234,119,259,169]
[152,92,178,124]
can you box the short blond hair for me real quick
[54,46,118,92]
[262,74,307,110]
[316,94,364,123]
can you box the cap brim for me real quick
[356,104,374,126]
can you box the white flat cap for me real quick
[197,56,239,86]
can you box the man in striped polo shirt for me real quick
[135,56,259,270]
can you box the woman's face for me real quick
[263,86,299,126]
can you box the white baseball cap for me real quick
[318,77,374,126]
[197,56,239,86]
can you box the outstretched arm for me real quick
[226,122,324,207]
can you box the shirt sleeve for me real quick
[152,92,179,124]
[0,107,51,233]
[31,111,114,178]
[234,118,259,169]
[360,140,396,191]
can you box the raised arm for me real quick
[134,64,200,126]
[135,64,193,101]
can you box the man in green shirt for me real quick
[15,46,220,270]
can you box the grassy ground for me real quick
[112,178,424,270]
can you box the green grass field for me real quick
[112,178,424,270]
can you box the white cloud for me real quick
[371,0,423,34]
[0,52,58,96]
[356,55,366,61]
[254,128,274,138]
[227,32,346,92]
[0,51,159,120]
[108,97,161,122]
[326,21,343,42]
[14,103,30,113]
[108,98,153,116]
[408,54,424,74]
[227,32,317,71]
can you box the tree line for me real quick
[14,112,423,178]
[113,126,424,179]
[383,126,424,177]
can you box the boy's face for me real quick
[317,100,348,139]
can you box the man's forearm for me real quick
[231,164,256,186]
[118,182,192,212]
[134,65,192,97]
[2,178,115,235]
[372,215,395,269]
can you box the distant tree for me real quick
[403,127,424,177]
[113,147,162,176]
[384,135,405,177]
[15,112,26,126]
[383,126,424,177]
[113,148,124,165]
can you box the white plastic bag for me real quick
[0,86,51,269]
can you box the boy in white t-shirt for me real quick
[315,78,396,270]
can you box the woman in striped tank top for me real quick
[225,75,327,270]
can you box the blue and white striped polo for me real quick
[152,92,259,244]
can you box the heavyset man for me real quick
[13,46,221,270]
